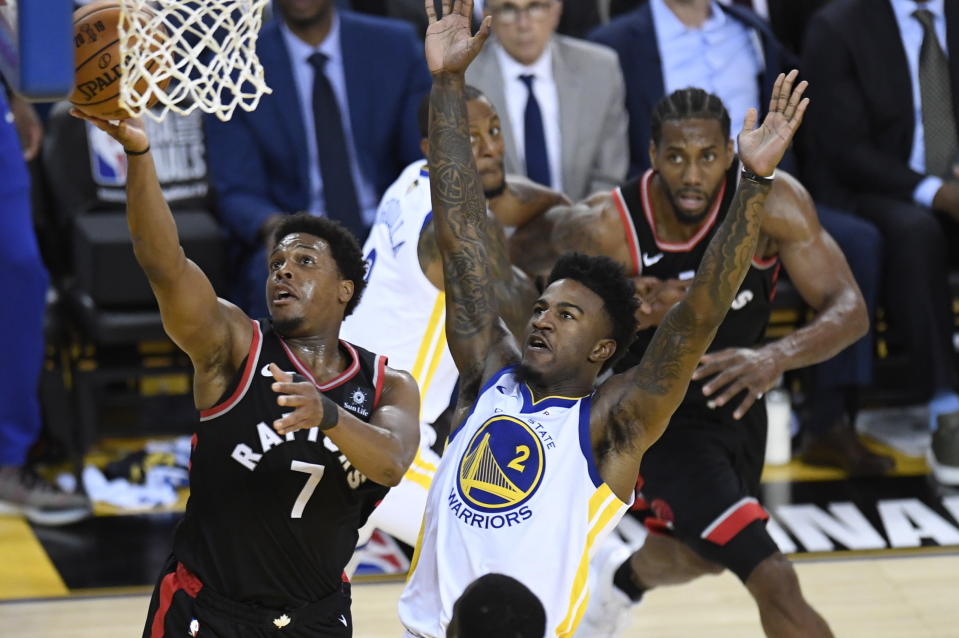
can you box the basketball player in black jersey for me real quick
[512,90,862,637]
[69,111,420,637]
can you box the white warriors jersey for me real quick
[341,160,456,432]
[398,366,632,638]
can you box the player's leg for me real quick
[629,532,723,588]
[0,91,89,525]
[745,551,834,638]
[574,421,741,637]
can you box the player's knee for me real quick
[639,535,722,582]
[698,557,725,575]
[746,552,803,607]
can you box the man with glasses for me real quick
[465,0,629,200]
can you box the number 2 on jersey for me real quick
[290,461,325,518]
[507,445,530,472]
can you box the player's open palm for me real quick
[424,0,491,76]
[69,108,149,154]
[738,69,809,178]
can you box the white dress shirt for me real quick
[717,0,769,20]
[281,16,378,225]
[889,0,949,208]
[494,40,564,191]
[651,0,763,148]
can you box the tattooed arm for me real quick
[417,212,537,339]
[591,71,810,501]
[423,1,518,406]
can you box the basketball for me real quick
[70,0,169,119]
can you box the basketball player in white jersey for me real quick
[340,87,567,550]
[398,2,810,636]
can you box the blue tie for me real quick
[307,52,364,238]
[519,74,551,187]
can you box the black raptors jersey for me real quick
[173,319,389,608]
[611,160,780,417]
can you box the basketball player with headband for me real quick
[398,1,810,636]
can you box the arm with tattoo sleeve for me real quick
[424,2,517,401]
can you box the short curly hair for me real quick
[547,253,638,372]
[270,213,367,317]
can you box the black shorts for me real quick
[143,555,353,638]
[632,402,779,582]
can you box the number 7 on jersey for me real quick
[290,461,326,518]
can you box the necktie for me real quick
[307,52,364,238]
[519,74,552,187]
[914,9,958,178]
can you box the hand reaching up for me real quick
[737,70,809,178]
[69,108,149,154]
[424,0,491,76]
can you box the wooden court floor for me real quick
[2,434,959,636]
[4,553,958,637]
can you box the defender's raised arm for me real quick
[424,0,518,402]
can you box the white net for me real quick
[118,0,272,122]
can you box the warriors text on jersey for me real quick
[611,159,780,417]
[398,367,630,638]
[172,319,389,607]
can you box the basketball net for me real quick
[118,0,272,122]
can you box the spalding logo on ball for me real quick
[69,0,170,119]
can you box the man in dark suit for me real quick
[205,0,430,317]
[803,0,959,486]
[589,0,890,476]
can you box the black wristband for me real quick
[741,167,774,185]
[125,145,150,156]
[318,393,339,430]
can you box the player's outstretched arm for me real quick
[270,364,420,487]
[592,71,809,498]
[70,111,251,407]
[694,173,868,419]
[424,0,518,399]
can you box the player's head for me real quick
[275,0,332,28]
[520,253,638,385]
[266,213,367,336]
[649,88,735,225]
[419,86,507,199]
[446,574,546,638]
[486,0,563,66]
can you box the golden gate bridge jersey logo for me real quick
[455,415,545,514]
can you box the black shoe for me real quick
[799,418,895,477]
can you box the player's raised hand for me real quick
[737,70,809,179]
[424,0,491,76]
[69,108,149,154]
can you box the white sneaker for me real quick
[572,534,636,638]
